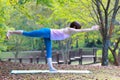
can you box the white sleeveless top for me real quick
[50,28,70,40]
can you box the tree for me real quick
[92,0,120,66]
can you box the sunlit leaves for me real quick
[113,27,120,43]
[0,0,14,51]
[36,0,54,7]
[18,0,30,5]
[50,0,93,25]
[8,0,33,19]
[0,0,10,23]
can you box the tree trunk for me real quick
[109,37,120,66]
[14,51,18,63]
[117,48,120,65]
[109,49,119,66]
[102,39,110,66]
[64,39,71,64]
[14,40,19,63]
[58,41,65,64]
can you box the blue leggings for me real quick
[22,28,52,58]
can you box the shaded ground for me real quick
[0,61,120,80]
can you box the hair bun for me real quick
[70,21,81,29]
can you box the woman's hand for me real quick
[91,25,99,30]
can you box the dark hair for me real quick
[70,21,81,29]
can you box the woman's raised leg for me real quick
[6,30,23,39]
[6,28,50,39]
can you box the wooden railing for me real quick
[5,48,98,65]
[7,57,44,64]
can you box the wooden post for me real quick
[79,49,82,65]
[19,58,22,63]
[80,49,83,65]
[56,51,59,64]
[93,48,97,63]
[8,58,11,62]
[36,56,39,64]
[29,57,33,63]
[45,54,47,64]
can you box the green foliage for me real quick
[108,53,114,63]
[50,0,93,24]
[36,0,53,7]
[112,25,120,39]
[108,50,119,63]
[0,24,7,51]
[18,0,31,5]
[110,25,120,49]
[0,0,14,52]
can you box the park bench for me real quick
[68,49,82,64]
[67,48,97,65]
[56,51,64,64]
[80,48,97,64]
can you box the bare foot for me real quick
[49,67,57,72]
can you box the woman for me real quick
[6,21,99,71]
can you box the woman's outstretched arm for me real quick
[68,25,99,33]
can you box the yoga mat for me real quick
[11,70,92,74]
